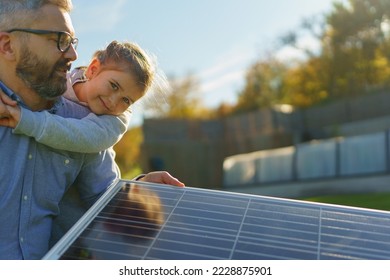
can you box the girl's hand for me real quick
[0,90,20,128]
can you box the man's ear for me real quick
[85,58,101,79]
[0,32,16,60]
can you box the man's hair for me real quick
[0,0,73,31]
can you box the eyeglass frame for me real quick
[6,28,79,53]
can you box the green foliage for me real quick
[234,0,390,113]
[325,0,390,97]
[283,56,330,107]
[235,58,288,112]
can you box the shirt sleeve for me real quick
[75,147,121,207]
[13,107,131,153]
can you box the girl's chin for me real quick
[90,106,107,115]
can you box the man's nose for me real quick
[64,44,78,61]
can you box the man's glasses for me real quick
[6,28,78,53]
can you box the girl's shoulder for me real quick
[69,67,88,85]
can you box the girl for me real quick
[1,40,155,153]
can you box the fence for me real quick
[141,91,390,188]
[223,131,390,187]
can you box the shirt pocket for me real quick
[34,149,83,205]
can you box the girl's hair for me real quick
[93,40,155,96]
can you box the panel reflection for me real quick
[61,182,165,259]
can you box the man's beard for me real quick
[15,45,70,100]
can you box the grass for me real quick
[304,193,390,211]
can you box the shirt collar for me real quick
[0,80,27,108]
[70,67,87,86]
[0,80,63,113]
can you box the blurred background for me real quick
[72,0,390,210]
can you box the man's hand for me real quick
[0,90,20,128]
[138,171,185,187]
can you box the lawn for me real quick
[304,193,390,211]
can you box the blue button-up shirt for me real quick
[0,81,120,259]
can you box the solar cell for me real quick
[43,180,390,260]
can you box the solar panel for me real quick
[43,179,390,260]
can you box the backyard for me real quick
[305,193,390,211]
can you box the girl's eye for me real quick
[122,97,131,105]
[110,82,119,91]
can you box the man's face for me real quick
[14,4,77,99]
[16,43,71,99]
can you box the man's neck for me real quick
[18,89,56,111]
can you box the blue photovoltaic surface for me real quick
[43,180,390,260]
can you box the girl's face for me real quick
[82,59,143,115]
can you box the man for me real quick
[0,0,183,259]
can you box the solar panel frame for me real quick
[43,179,390,260]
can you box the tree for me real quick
[144,74,211,119]
[324,0,390,97]
[113,126,143,178]
[212,102,235,118]
[283,56,329,107]
[234,58,288,113]
[235,0,390,113]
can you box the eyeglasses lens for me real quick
[59,33,77,52]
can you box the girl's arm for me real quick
[13,106,131,153]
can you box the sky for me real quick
[70,0,346,125]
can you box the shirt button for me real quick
[23,195,28,201]
[20,237,24,243]
[28,154,33,160]
[64,159,70,165]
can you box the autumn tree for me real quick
[234,58,288,113]
[113,126,143,178]
[324,0,390,97]
[144,74,211,119]
[234,0,390,113]
[282,56,329,107]
[278,13,331,106]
